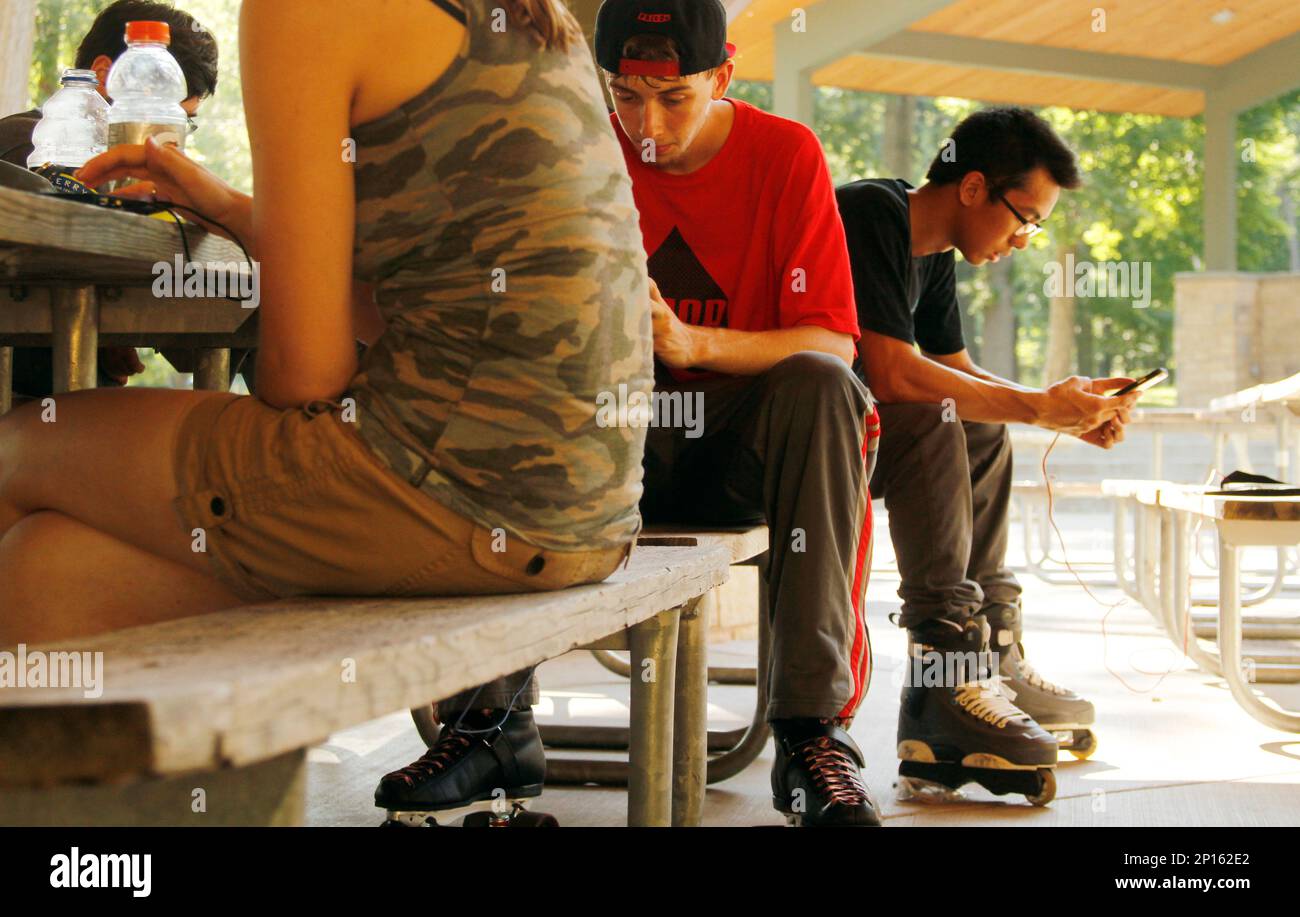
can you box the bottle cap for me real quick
[60,68,100,86]
[124,21,171,45]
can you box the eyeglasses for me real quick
[996,192,1044,238]
[186,115,199,135]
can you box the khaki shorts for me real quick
[171,394,630,604]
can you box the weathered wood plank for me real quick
[639,524,769,564]
[0,185,246,285]
[0,286,256,337]
[0,545,731,786]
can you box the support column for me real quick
[1203,92,1238,272]
[773,26,814,125]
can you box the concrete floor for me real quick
[304,511,1300,827]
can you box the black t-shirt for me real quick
[0,109,40,169]
[835,178,965,371]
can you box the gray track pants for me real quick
[867,402,1021,631]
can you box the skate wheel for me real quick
[380,816,438,827]
[1069,733,1097,761]
[462,811,502,828]
[510,811,559,827]
[1025,769,1056,807]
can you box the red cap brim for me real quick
[619,59,682,78]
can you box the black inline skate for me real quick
[986,602,1097,760]
[896,615,1058,806]
[376,707,556,827]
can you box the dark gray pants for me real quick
[438,352,879,722]
[868,402,1021,631]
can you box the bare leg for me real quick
[0,511,242,645]
[0,387,247,644]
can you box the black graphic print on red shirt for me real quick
[646,226,729,329]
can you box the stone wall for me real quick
[1173,272,1300,407]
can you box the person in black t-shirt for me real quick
[837,108,1141,799]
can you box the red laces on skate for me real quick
[954,682,1032,729]
[802,738,872,807]
[389,731,474,786]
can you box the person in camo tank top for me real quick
[5,0,652,692]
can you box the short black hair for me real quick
[926,107,1081,193]
[75,1,219,100]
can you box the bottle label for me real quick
[108,122,185,151]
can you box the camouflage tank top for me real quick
[346,0,653,551]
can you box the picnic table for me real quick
[1104,479,1300,732]
[0,185,256,406]
[1208,372,1300,483]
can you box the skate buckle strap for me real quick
[954,681,1030,729]
[483,724,527,785]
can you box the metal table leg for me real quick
[627,607,680,827]
[1170,510,1224,676]
[702,582,771,784]
[51,286,98,393]
[1133,503,1161,617]
[1111,497,1140,601]
[1216,522,1300,731]
[1159,509,1179,641]
[672,593,708,826]
[194,347,231,392]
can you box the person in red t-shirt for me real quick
[415,0,880,827]
[608,0,878,826]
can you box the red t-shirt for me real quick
[612,99,859,381]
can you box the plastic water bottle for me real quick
[27,68,109,194]
[105,20,189,182]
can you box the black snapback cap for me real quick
[595,0,737,79]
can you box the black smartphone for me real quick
[1112,368,1168,396]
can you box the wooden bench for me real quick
[1103,478,1300,732]
[0,542,731,827]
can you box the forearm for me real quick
[687,325,854,376]
[947,359,1039,396]
[872,354,1043,425]
[219,192,257,253]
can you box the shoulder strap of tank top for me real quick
[429,0,468,25]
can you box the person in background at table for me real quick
[0,0,219,397]
[398,0,883,828]
[0,0,652,787]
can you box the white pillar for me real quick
[0,0,37,114]
[1203,92,1238,272]
[773,29,814,125]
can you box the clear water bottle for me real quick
[27,68,109,194]
[105,20,188,185]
